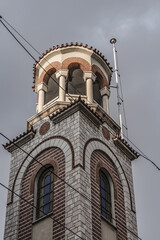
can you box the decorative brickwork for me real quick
[83,138,133,210]
[92,64,109,87]
[102,126,110,140]
[39,122,50,135]
[18,147,65,240]
[62,57,91,71]
[38,61,61,85]
[33,42,113,90]
[90,150,127,240]
[8,136,74,205]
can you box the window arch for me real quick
[66,65,85,95]
[36,166,54,219]
[44,73,59,104]
[93,72,103,106]
[100,169,112,222]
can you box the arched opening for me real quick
[36,165,54,219]
[66,64,85,95]
[100,168,112,222]
[44,73,59,104]
[93,72,102,106]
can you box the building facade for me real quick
[4,43,139,240]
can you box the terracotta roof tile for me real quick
[3,128,36,152]
[49,96,103,123]
[113,135,140,160]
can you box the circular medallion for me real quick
[39,122,50,135]
[102,126,110,140]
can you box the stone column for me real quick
[55,70,68,102]
[83,71,96,103]
[37,83,48,112]
[100,86,110,114]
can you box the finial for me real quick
[110,38,117,44]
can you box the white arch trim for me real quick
[12,137,73,203]
[84,139,132,211]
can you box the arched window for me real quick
[93,78,102,106]
[66,66,85,95]
[100,170,112,222]
[45,74,59,104]
[93,72,104,106]
[36,166,54,219]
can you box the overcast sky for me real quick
[0,0,160,239]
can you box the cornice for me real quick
[3,128,36,153]
[113,136,140,160]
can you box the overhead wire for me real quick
[0,16,158,172]
[0,14,159,223]
[109,42,160,170]
[0,182,85,240]
[0,12,159,212]
[0,180,141,240]
[0,16,158,238]
[122,133,160,171]
[0,16,89,99]
[0,16,89,101]
[1,16,41,57]
[0,17,75,104]
[114,47,128,138]
[0,132,142,240]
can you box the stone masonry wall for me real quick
[4,109,138,240]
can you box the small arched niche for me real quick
[44,73,59,104]
[66,63,85,95]
[93,72,102,106]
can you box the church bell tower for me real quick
[4,42,139,240]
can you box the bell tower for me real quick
[4,42,139,240]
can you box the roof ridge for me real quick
[49,96,103,122]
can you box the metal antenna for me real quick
[110,38,123,138]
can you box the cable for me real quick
[114,48,128,138]
[0,16,156,237]
[110,46,159,170]
[0,132,90,200]
[0,132,142,239]
[1,17,41,56]
[0,16,111,110]
[122,133,160,171]
[1,17,158,171]
[0,16,108,104]
[0,16,157,234]
[0,18,75,104]
[0,182,85,240]
[1,17,86,99]
[119,76,128,137]
[1,16,90,100]
[1,16,92,104]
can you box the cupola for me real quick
[33,43,112,116]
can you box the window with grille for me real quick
[100,170,112,222]
[36,167,54,219]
